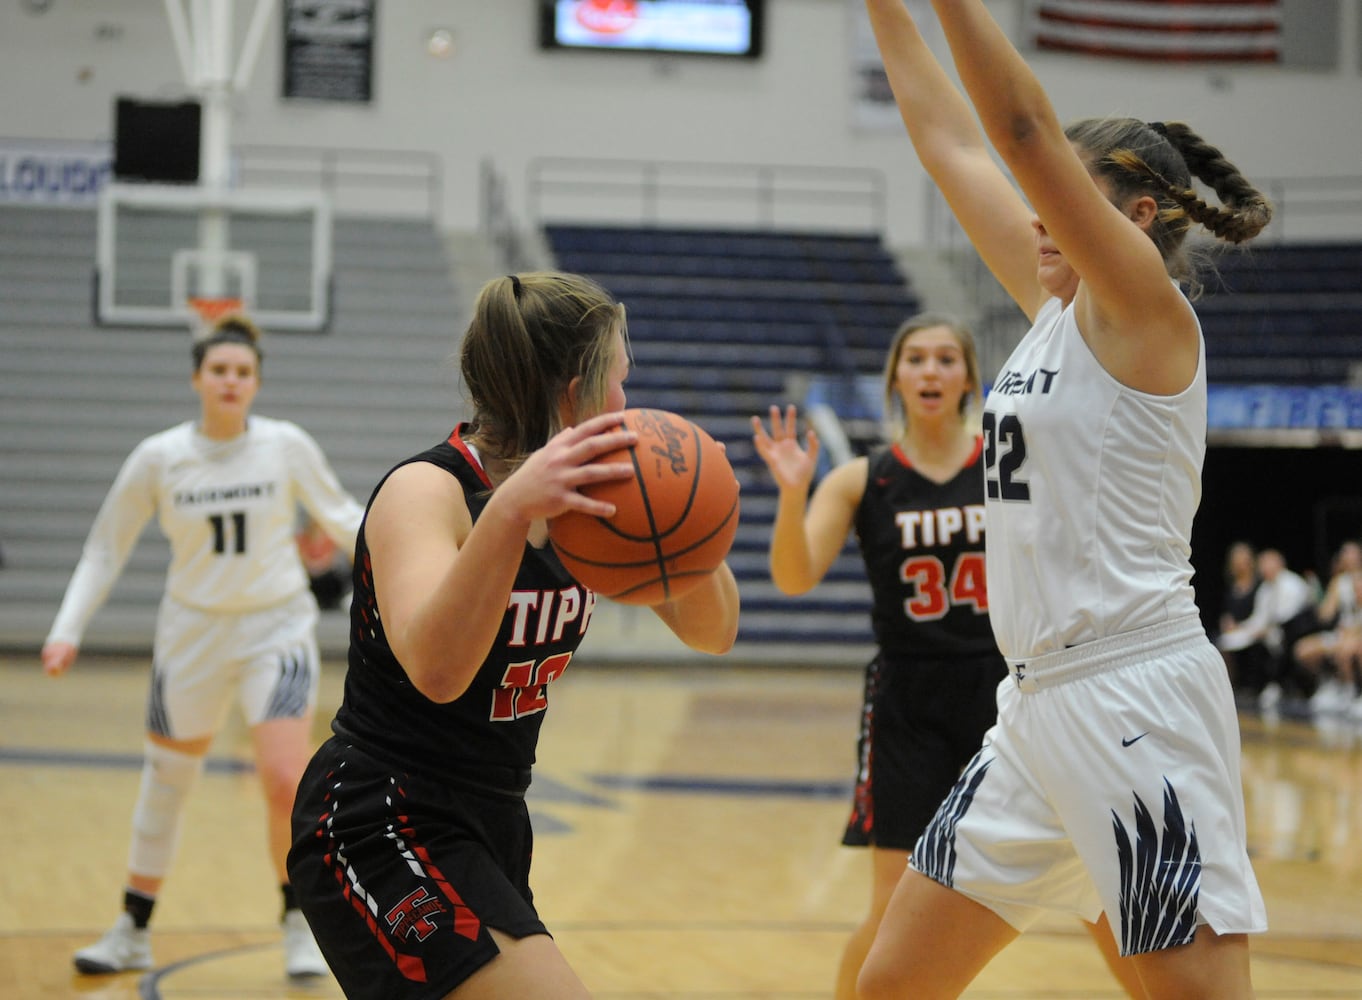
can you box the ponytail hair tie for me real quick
[1148,121,1169,137]
[508,274,523,300]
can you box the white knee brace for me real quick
[127,741,204,879]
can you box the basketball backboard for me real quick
[94,0,333,332]
[95,181,332,331]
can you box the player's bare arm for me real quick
[865,0,1041,317]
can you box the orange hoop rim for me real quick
[188,296,245,329]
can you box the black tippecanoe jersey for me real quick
[853,440,996,659]
[335,425,595,789]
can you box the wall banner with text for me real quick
[0,139,112,206]
[283,0,375,103]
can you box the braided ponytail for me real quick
[1065,117,1273,296]
[1153,121,1273,245]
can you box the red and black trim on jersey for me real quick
[312,765,482,985]
[445,425,493,489]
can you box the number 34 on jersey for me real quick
[894,505,988,621]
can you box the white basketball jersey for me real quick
[47,415,364,645]
[982,295,1206,660]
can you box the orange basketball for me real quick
[548,408,740,605]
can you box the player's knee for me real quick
[128,741,204,877]
[855,951,899,1000]
[257,758,306,814]
[250,725,311,812]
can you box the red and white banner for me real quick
[1032,0,1282,63]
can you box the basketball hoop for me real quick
[188,296,244,338]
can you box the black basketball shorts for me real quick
[842,650,1006,851]
[288,737,547,1000]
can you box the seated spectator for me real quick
[1216,548,1319,711]
[1216,540,1266,698]
[1296,540,1362,717]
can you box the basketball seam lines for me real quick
[551,498,738,568]
[629,442,670,597]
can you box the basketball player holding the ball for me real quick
[287,271,739,1000]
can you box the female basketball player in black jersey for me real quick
[753,314,1012,999]
[288,271,740,999]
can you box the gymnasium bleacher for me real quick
[0,203,462,655]
[545,223,921,651]
[1200,242,1362,385]
[545,224,1362,655]
[4,194,1360,662]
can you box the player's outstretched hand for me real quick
[751,404,820,493]
[41,641,78,677]
[499,412,638,524]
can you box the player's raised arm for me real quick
[752,404,863,595]
[864,0,1042,318]
[924,0,1190,388]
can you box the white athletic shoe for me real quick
[283,909,329,979]
[73,913,152,975]
[1258,681,1283,713]
[1309,679,1348,715]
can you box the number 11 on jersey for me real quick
[208,511,247,554]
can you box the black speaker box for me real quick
[113,97,201,183]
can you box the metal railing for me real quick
[479,158,534,272]
[0,138,443,220]
[923,173,1362,381]
[233,144,443,220]
[526,156,888,232]
[1258,175,1362,243]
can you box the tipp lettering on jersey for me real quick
[894,505,985,549]
[493,587,596,722]
[894,505,989,620]
[505,587,596,647]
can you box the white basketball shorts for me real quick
[911,614,1268,956]
[147,589,321,739]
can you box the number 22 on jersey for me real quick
[983,411,1031,502]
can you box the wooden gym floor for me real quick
[1,653,1359,999]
